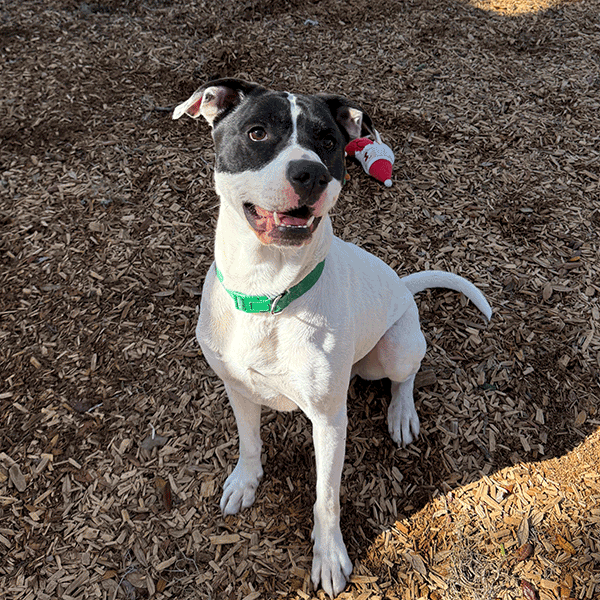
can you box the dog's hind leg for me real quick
[353,302,426,447]
[220,385,264,515]
[388,374,420,447]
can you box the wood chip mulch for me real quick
[1,0,599,599]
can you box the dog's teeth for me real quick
[273,212,281,226]
[307,216,315,227]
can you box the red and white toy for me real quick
[345,130,395,187]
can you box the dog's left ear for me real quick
[317,94,374,141]
[173,78,262,126]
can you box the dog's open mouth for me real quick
[243,203,322,246]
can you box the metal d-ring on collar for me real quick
[269,291,287,315]
[214,260,326,315]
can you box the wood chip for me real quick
[574,411,587,428]
[415,369,437,388]
[209,534,241,545]
[155,557,177,571]
[517,517,530,546]
[8,465,27,492]
[555,535,576,555]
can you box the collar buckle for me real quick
[270,291,287,314]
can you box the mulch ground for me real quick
[1,0,599,599]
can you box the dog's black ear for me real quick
[173,78,263,126]
[317,94,374,141]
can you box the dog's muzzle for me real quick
[286,159,332,206]
[242,160,331,247]
[243,202,323,247]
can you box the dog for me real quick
[173,78,492,597]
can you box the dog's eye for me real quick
[248,127,268,142]
[322,135,337,150]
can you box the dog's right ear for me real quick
[317,94,374,142]
[172,78,262,127]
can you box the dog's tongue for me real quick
[254,205,309,227]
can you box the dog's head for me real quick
[173,78,373,247]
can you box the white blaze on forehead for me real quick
[286,93,302,145]
[285,93,322,164]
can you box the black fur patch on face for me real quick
[211,91,347,182]
[212,92,294,174]
[294,95,347,182]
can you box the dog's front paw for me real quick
[311,531,352,597]
[388,393,420,447]
[220,460,263,515]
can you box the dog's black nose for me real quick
[286,160,332,204]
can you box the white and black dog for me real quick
[173,79,491,597]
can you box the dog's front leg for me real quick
[310,406,352,597]
[220,384,263,515]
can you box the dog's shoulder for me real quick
[323,238,415,359]
[326,237,411,303]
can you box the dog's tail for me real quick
[401,270,492,321]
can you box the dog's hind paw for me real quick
[311,534,352,597]
[220,460,263,515]
[387,391,420,447]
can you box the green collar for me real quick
[215,260,325,314]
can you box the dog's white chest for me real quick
[196,240,415,414]
[196,282,331,411]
